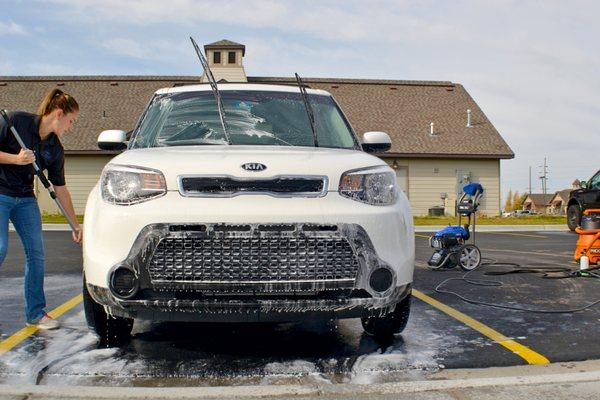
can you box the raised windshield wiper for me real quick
[190,37,231,145]
[294,73,318,147]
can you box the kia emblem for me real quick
[241,163,267,172]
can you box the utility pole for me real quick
[538,157,548,214]
[528,166,532,195]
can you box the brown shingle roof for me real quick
[0,76,201,153]
[250,77,513,158]
[204,40,245,56]
[524,193,554,207]
[550,189,572,204]
[0,75,514,158]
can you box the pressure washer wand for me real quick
[0,110,78,232]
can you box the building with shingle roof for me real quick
[0,39,513,215]
[522,193,554,214]
[548,189,573,215]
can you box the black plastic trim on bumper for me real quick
[87,283,411,323]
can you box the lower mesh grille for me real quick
[147,229,359,285]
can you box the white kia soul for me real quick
[83,83,415,343]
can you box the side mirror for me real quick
[98,130,128,151]
[361,131,391,153]
[580,181,588,189]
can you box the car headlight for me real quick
[339,166,398,206]
[101,164,166,205]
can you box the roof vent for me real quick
[429,122,436,136]
[330,85,339,89]
[390,87,398,90]
[110,82,119,86]
[56,82,65,86]
[466,109,472,128]
[0,82,6,86]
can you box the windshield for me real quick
[130,90,358,149]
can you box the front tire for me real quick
[567,204,582,231]
[83,277,133,346]
[361,294,411,338]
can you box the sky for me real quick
[0,0,598,201]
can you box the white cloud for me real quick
[40,0,463,44]
[0,20,26,35]
[99,37,193,62]
[242,36,363,77]
[101,38,148,59]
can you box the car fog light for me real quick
[110,267,138,299]
[369,267,393,293]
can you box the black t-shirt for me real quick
[0,111,66,198]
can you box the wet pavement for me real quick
[0,229,594,387]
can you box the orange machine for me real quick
[574,209,600,265]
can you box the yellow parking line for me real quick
[412,289,550,365]
[0,294,83,357]
[480,232,549,239]
[417,232,549,239]
[483,248,567,259]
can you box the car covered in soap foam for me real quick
[82,83,415,342]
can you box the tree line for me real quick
[504,190,528,212]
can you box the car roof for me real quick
[156,83,332,96]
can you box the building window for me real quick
[228,51,236,64]
[213,51,221,64]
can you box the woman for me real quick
[0,88,82,330]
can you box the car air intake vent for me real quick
[178,176,327,197]
[169,225,207,232]
[302,224,338,232]
[147,225,360,287]
[258,224,296,232]
[213,224,252,232]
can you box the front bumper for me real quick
[88,222,410,322]
[84,190,415,322]
[88,283,411,322]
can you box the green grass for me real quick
[414,215,566,226]
[41,213,566,226]
[41,213,84,224]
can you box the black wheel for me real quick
[458,244,481,271]
[567,204,582,231]
[83,276,133,347]
[361,294,411,338]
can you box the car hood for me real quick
[108,145,388,191]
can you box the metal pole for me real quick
[0,110,78,232]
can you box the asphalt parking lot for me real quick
[0,229,593,387]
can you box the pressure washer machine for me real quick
[428,183,484,271]
[574,209,600,266]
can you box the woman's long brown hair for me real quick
[38,88,79,116]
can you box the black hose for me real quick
[434,258,600,314]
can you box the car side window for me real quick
[590,172,600,189]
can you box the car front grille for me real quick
[178,176,327,197]
[146,224,360,292]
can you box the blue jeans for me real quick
[0,194,46,323]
